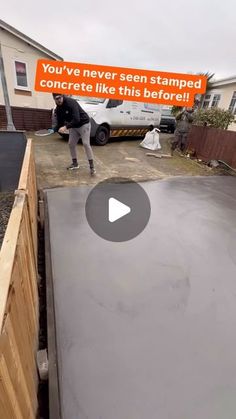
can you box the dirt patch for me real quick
[0,193,15,249]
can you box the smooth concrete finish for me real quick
[46,176,236,419]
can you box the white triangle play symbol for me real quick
[108,198,131,223]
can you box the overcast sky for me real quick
[2,0,236,80]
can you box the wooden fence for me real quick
[0,139,39,418]
[187,125,236,168]
[0,106,52,131]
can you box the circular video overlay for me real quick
[85,178,151,242]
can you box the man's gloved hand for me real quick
[58,126,67,134]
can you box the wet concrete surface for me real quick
[46,176,236,419]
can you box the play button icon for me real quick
[109,198,131,223]
[85,178,151,242]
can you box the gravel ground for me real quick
[0,193,15,249]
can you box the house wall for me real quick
[205,82,236,131]
[0,28,58,109]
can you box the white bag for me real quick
[139,128,161,151]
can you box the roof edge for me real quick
[0,19,63,61]
[211,76,236,87]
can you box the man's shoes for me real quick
[90,167,96,176]
[67,163,80,170]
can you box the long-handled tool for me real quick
[34,129,54,137]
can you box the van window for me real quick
[161,109,172,116]
[107,100,123,108]
[144,103,160,111]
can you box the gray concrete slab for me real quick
[46,176,236,419]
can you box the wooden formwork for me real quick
[18,139,38,264]
[0,139,39,418]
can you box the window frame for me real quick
[202,94,212,108]
[228,91,236,115]
[211,94,221,108]
[13,59,30,90]
[202,92,222,109]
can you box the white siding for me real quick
[205,83,236,131]
[0,28,57,109]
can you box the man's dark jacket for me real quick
[53,96,90,131]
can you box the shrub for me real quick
[193,107,235,130]
[171,106,183,116]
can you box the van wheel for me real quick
[95,126,109,145]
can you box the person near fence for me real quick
[52,94,96,175]
[171,107,194,155]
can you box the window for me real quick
[229,91,236,115]
[161,109,172,116]
[211,94,221,108]
[144,103,160,111]
[202,94,211,108]
[14,60,29,89]
[106,100,123,108]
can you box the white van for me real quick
[54,97,162,145]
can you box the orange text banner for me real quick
[35,60,207,107]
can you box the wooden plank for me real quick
[0,320,35,418]
[7,317,37,417]
[0,198,38,413]
[18,139,32,191]
[0,130,39,419]
[0,193,25,332]
[19,207,37,324]
[28,147,38,259]
[0,129,39,416]
[17,139,38,264]
[0,192,38,334]
[15,244,36,349]
[13,259,36,371]
[0,380,15,419]
[8,274,38,409]
[0,355,24,419]
[21,201,39,327]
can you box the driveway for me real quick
[29,133,218,190]
[46,176,236,419]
